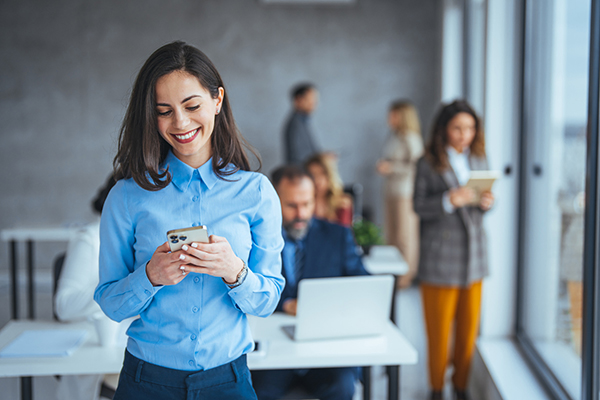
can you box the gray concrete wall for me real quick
[0,0,441,274]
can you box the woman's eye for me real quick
[187,105,200,111]
[157,110,172,116]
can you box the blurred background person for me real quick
[413,100,493,400]
[376,100,424,288]
[54,173,127,400]
[284,82,320,165]
[305,153,353,227]
[252,165,368,400]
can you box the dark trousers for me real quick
[251,368,357,400]
[114,350,257,400]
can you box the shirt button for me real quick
[194,277,200,283]
[189,360,194,367]
[144,290,150,295]
[192,307,199,313]
[191,334,197,340]
[192,196,199,202]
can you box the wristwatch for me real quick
[223,260,248,289]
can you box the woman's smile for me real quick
[172,128,200,143]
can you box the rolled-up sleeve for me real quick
[94,181,162,322]
[228,176,285,317]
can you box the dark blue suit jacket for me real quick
[276,218,369,311]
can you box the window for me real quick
[517,0,595,399]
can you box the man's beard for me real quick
[283,218,311,241]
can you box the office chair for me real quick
[52,253,66,320]
[52,253,116,400]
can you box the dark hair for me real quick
[91,174,117,214]
[425,100,486,172]
[271,165,314,190]
[113,41,260,191]
[291,83,316,101]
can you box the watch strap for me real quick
[224,259,248,289]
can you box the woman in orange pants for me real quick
[413,100,494,400]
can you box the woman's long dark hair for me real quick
[425,100,486,172]
[114,41,260,191]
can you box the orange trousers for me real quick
[421,281,482,391]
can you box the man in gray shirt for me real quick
[283,83,320,165]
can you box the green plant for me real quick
[352,219,384,247]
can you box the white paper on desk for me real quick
[0,329,88,358]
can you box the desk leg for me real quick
[27,240,35,319]
[387,365,400,400]
[10,240,18,320]
[362,366,371,400]
[390,284,398,325]
[21,377,32,400]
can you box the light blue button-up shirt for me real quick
[94,151,285,371]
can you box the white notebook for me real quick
[0,329,88,358]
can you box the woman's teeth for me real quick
[175,129,198,140]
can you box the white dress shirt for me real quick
[442,146,471,213]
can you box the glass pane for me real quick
[521,0,591,398]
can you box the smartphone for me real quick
[167,225,209,252]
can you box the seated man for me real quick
[252,165,368,400]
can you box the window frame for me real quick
[514,1,600,399]
[581,1,600,398]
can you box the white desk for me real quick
[248,312,417,400]
[1,315,417,400]
[247,313,417,370]
[0,319,123,400]
[1,227,80,320]
[362,245,408,327]
[0,320,123,379]
[362,245,408,276]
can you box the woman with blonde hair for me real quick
[377,100,424,287]
[305,153,353,227]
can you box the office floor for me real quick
[0,271,444,400]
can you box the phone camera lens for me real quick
[169,235,178,240]
[179,235,187,241]
[171,239,179,244]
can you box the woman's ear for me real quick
[215,87,225,115]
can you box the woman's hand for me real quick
[480,191,494,211]
[180,235,244,283]
[377,160,392,175]
[449,187,476,208]
[146,242,189,286]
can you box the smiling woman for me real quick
[93,41,284,400]
[113,41,257,191]
[155,71,223,168]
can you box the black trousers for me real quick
[114,350,257,400]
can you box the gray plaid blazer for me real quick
[413,155,489,287]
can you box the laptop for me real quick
[282,275,395,341]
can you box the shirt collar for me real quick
[163,150,219,192]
